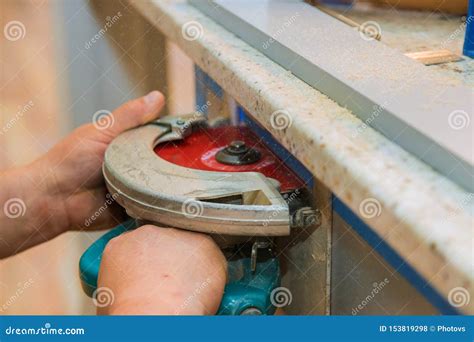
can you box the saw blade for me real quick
[102,114,317,237]
[155,125,304,192]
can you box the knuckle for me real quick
[73,124,93,137]
[133,224,158,236]
[197,233,218,249]
[103,231,132,255]
[200,233,215,244]
[102,236,120,258]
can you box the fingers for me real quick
[97,90,165,140]
[27,92,165,243]
[62,187,127,231]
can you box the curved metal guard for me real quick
[103,114,291,236]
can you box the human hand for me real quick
[0,91,164,257]
[97,225,227,315]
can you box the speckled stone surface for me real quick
[130,0,473,313]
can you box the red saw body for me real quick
[154,126,304,192]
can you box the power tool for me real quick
[79,113,319,315]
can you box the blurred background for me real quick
[0,0,469,314]
[0,0,197,314]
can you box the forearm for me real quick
[0,159,65,258]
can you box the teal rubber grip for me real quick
[218,258,279,315]
[79,220,280,315]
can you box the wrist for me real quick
[0,161,61,257]
[27,156,70,235]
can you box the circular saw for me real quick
[79,113,319,315]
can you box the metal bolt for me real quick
[227,140,248,154]
[251,240,271,273]
[291,207,321,229]
[216,140,261,165]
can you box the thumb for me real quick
[94,90,165,140]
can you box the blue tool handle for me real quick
[79,220,279,315]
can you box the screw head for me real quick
[227,140,248,154]
[292,207,321,229]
